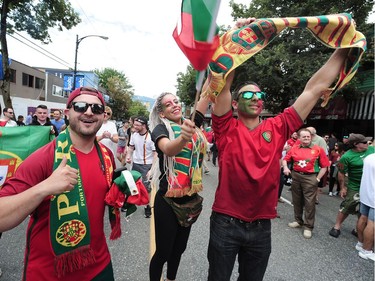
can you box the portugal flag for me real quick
[0,126,53,187]
[173,0,221,71]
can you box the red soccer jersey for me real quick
[211,107,303,221]
[284,144,330,173]
[0,140,113,280]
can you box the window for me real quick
[22,73,34,87]
[10,69,16,83]
[35,77,45,89]
[52,85,69,98]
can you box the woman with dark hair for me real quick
[328,142,345,196]
[148,91,209,281]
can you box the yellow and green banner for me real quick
[0,126,53,187]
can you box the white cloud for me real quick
[7,0,249,98]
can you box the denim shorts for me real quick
[360,203,375,222]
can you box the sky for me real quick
[6,0,250,99]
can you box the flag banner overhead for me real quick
[204,13,366,107]
[0,126,53,187]
[173,0,221,71]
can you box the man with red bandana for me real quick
[206,18,351,280]
[0,87,116,280]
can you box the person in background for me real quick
[96,106,119,167]
[30,105,58,136]
[0,87,117,280]
[328,142,345,196]
[25,111,33,125]
[328,133,338,153]
[117,121,129,166]
[0,107,17,127]
[329,134,374,238]
[148,91,208,281]
[206,15,350,280]
[306,126,328,204]
[125,116,136,170]
[126,116,156,217]
[16,115,25,126]
[283,128,329,239]
[355,153,375,261]
[342,135,351,151]
[50,110,66,134]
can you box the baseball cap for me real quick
[67,87,105,107]
[348,133,372,144]
[134,116,148,125]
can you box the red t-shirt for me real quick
[0,140,113,280]
[211,107,303,221]
[284,144,330,173]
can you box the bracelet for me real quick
[316,177,320,182]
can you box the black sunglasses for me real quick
[356,141,368,145]
[238,91,266,100]
[70,102,105,115]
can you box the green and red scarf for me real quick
[165,120,206,197]
[50,128,113,278]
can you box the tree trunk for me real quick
[1,0,13,109]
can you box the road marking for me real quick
[280,196,293,206]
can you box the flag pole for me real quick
[190,0,221,122]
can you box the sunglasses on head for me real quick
[238,91,266,100]
[70,102,105,114]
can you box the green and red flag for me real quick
[0,126,53,187]
[173,0,221,72]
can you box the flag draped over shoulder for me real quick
[204,13,366,106]
[173,0,220,71]
[0,126,53,187]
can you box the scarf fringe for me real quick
[165,184,203,197]
[55,245,96,278]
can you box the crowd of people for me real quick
[0,18,374,281]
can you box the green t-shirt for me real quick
[338,146,374,191]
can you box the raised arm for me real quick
[293,48,350,121]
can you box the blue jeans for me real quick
[207,212,271,281]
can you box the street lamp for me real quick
[72,34,109,90]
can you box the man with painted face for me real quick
[207,33,350,280]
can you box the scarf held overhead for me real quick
[50,128,113,278]
[204,13,366,106]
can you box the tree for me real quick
[228,0,374,113]
[127,100,149,120]
[0,0,81,108]
[176,65,198,106]
[94,67,134,120]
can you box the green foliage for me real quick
[94,68,134,120]
[6,0,81,43]
[228,0,374,113]
[1,0,81,108]
[127,100,149,120]
[176,65,199,106]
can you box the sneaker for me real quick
[303,229,312,239]
[144,205,152,218]
[359,249,375,261]
[352,229,358,237]
[329,227,341,238]
[355,242,363,251]
[288,222,302,228]
[329,192,333,197]
[333,191,338,196]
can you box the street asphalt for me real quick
[0,162,374,281]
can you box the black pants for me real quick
[149,191,191,281]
